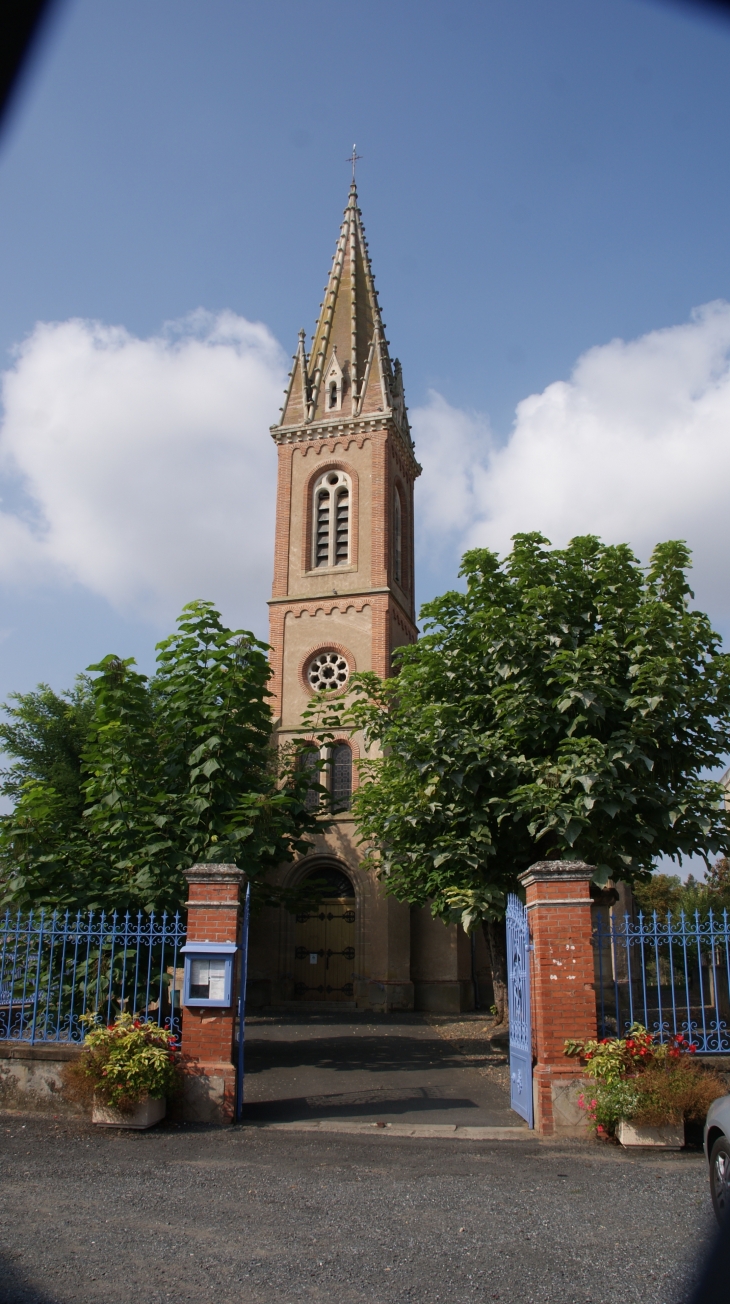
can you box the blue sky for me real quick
[1,0,730,828]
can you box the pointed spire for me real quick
[277,182,411,443]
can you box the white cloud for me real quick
[0,312,286,628]
[412,301,730,624]
[5,299,730,641]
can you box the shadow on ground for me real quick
[242,1088,483,1123]
[240,1014,517,1127]
[244,1032,491,1076]
[0,1252,60,1304]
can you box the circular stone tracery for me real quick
[307,651,350,692]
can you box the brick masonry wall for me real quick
[180,864,244,1124]
[519,861,598,1137]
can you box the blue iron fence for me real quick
[594,909,730,1054]
[0,908,187,1044]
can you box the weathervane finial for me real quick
[348,143,362,182]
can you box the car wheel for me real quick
[710,1136,730,1223]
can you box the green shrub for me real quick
[566,1023,726,1138]
[64,1013,180,1114]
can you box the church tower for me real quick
[267,179,419,719]
[248,181,478,1014]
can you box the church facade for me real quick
[247,182,490,1013]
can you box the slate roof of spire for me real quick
[275,182,411,445]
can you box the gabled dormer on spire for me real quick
[275,182,412,445]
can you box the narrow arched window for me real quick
[394,488,402,585]
[335,486,349,564]
[331,743,352,813]
[315,489,330,567]
[312,469,351,568]
[299,747,321,811]
[329,381,338,409]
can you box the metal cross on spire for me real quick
[347,143,362,182]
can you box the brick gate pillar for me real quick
[518,860,597,1137]
[180,863,244,1124]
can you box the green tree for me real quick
[309,535,730,1019]
[632,873,684,921]
[633,857,730,921]
[0,601,318,913]
[0,679,94,819]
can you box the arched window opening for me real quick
[335,486,349,564]
[394,488,402,585]
[299,747,321,812]
[303,864,354,899]
[316,489,330,567]
[331,743,352,813]
[311,469,351,568]
[329,381,338,409]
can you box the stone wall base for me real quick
[534,1069,591,1137]
[354,980,415,1011]
[179,1062,236,1124]
[0,1043,83,1116]
[414,980,475,1014]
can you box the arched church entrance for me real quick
[293,863,356,1002]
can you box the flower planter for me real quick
[617,1120,684,1149]
[92,1096,166,1130]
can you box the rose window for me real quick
[308,651,350,692]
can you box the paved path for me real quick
[0,1114,714,1303]
[241,1012,521,1129]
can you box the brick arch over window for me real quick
[302,461,359,574]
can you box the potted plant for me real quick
[564,1023,725,1147]
[64,1013,180,1128]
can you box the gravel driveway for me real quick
[0,1114,715,1304]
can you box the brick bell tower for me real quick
[257,179,429,1012]
[249,182,482,1013]
[268,179,419,715]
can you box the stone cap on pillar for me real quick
[184,863,246,888]
[518,860,596,889]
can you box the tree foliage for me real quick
[0,601,318,913]
[0,679,94,821]
[310,535,730,922]
[632,858,730,921]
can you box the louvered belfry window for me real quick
[394,488,402,585]
[312,470,351,568]
[316,488,330,567]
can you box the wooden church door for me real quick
[294,867,356,1001]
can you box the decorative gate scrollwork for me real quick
[506,893,533,1128]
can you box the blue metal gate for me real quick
[506,893,533,1127]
